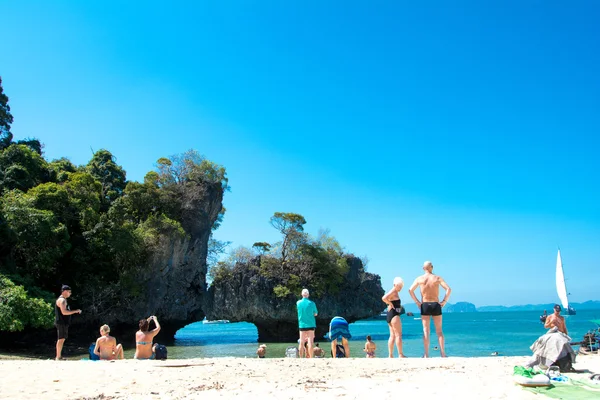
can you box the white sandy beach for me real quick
[0,355,598,400]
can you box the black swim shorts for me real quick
[299,327,315,332]
[55,323,69,340]
[420,302,442,316]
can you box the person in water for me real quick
[382,277,405,358]
[94,324,124,360]
[409,261,452,358]
[364,335,377,358]
[256,344,267,358]
[544,304,568,335]
[313,343,324,358]
[134,315,160,360]
[55,285,82,360]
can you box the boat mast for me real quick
[557,247,571,310]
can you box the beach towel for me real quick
[523,378,600,400]
[328,316,351,341]
[88,343,99,361]
[529,328,576,371]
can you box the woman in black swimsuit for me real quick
[382,277,406,358]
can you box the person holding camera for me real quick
[134,315,160,360]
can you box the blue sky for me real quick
[2,1,599,306]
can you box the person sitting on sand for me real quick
[329,316,351,358]
[544,304,568,335]
[256,344,267,358]
[94,324,124,360]
[382,277,405,358]
[135,315,160,360]
[363,335,376,358]
[313,343,324,358]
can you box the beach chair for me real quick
[285,346,299,358]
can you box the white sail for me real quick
[555,250,569,310]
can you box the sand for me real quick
[0,355,599,399]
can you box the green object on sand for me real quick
[523,378,600,399]
[513,366,543,378]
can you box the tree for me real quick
[0,144,49,192]
[0,77,14,150]
[252,242,271,255]
[156,149,228,189]
[48,157,78,183]
[0,274,53,331]
[0,190,71,280]
[15,138,42,155]
[316,228,343,255]
[207,236,231,267]
[86,149,127,208]
[269,212,306,264]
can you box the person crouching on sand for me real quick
[364,335,376,358]
[94,324,124,360]
[256,344,267,358]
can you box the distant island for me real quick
[476,300,600,312]
[399,300,600,314]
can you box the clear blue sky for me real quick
[2,1,599,306]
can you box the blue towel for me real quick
[329,316,352,341]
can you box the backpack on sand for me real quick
[154,344,168,360]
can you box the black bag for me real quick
[154,344,168,360]
[552,354,573,372]
[335,344,345,358]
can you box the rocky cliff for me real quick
[205,257,384,342]
[81,180,225,345]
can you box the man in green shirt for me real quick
[296,288,318,358]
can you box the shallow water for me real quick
[121,309,600,359]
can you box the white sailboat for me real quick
[556,249,576,315]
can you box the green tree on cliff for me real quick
[0,77,14,150]
[86,149,127,208]
[269,212,306,264]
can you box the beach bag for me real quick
[89,343,100,361]
[285,346,299,358]
[551,354,573,372]
[335,344,345,358]
[154,344,168,360]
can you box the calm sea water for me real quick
[122,310,600,359]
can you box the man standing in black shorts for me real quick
[408,261,451,358]
[55,285,82,360]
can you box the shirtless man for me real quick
[544,304,568,335]
[408,261,452,358]
[94,324,124,360]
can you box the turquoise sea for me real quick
[123,310,600,359]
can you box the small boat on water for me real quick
[202,319,230,324]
